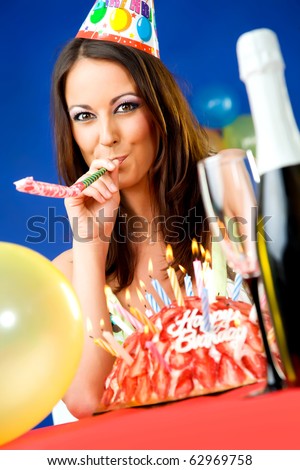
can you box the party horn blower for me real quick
[14,167,108,198]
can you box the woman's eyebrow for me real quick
[68,93,139,111]
[68,104,93,111]
[110,92,139,105]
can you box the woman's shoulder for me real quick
[53,248,73,264]
[52,248,73,281]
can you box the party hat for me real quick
[76,1,160,58]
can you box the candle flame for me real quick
[139,279,146,291]
[99,318,105,330]
[136,286,145,304]
[166,244,174,264]
[200,244,206,259]
[104,284,119,308]
[178,264,186,274]
[144,325,150,334]
[148,258,153,276]
[205,249,211,265]
[191,238,199,257]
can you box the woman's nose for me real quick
[98,118,118,147]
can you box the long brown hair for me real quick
[51,38,211,291]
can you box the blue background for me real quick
[1,0,300,261]
[1,1,300,428]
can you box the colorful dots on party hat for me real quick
[76,0,160,58]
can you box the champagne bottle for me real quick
[236,28,300,386]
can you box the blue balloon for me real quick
[136,17,152,42]
[191,84,240,129]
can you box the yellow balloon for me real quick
[0,243,84,446]
[109,9,132,32]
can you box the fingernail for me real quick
[110,183,117,191]
[107,161,115,170]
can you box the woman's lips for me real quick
[114,156,127,165]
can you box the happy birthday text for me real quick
[167,308,245,353]
[96,1,152,19]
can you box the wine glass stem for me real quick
[245,277,283,390]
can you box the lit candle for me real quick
[165,244,185,307]
[148,259,171,306]
[104,289,135,336]
[139,280,160,313]
[202,250,216,303]
[201,287,212,332]
[129,305,159,334]
[191,239,203,297]
[136,285,154,317]
[115,302,142,330]
[125,289,159,334]
[93,337,118,356]
[104,285,142,330]
[102,330,134,366]
[232,272,243,301]
[87,318,118,357]
[179,264,194,297]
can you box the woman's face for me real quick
[65,57,159,191]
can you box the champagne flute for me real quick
[198,149,284,394]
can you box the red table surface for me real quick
[1,383,300,450]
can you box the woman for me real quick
[52,38,211,418]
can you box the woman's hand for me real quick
[65,158,120,242]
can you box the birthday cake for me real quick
[97,296,269,412]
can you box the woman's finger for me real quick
[89,158,117,173]
[74,158,117,184]
[94,172,118,193]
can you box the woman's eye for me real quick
[115,102,139,114]
[72,111,95,122]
